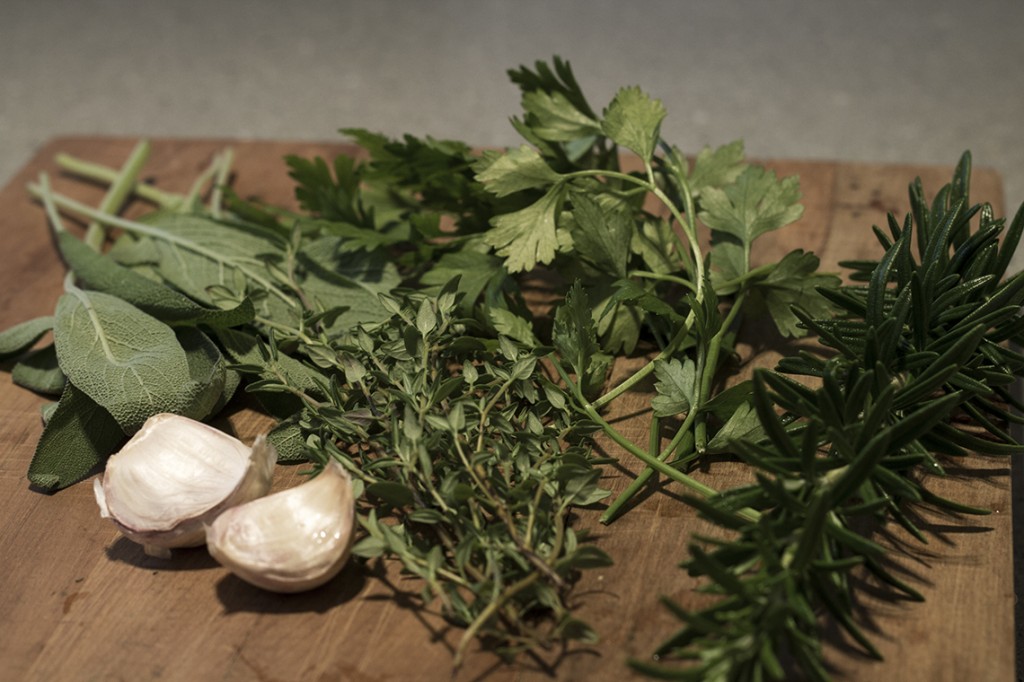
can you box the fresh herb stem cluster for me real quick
[1,57,1021,680]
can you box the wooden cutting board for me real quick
[0,137,1014,682]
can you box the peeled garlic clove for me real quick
[205,460,355,593]
[93,413,276,558]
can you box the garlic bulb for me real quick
[205,460,355,593]
[93,413,276,558]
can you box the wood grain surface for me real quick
[0,137,1014,681]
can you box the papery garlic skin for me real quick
[93,413,276,557]
[205,460,355,593]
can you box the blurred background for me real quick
[2,0,1023,224]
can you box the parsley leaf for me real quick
[686,140,749,197]
[748,250,840,337]
[474,145,562,197]
[568,191,632,279]
[699,165,804,245]
[651,358,697,418]
[601,86,667,162]
[484,183,567,273]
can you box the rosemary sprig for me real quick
[637,153,1024,680]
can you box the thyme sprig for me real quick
[232,283,611,666]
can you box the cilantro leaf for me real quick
[747,250,840,337]
[651,358,697,418]
[699,165,804,244]
[601,86,667,162]
[484,184,567,273]
[474,146,562,197]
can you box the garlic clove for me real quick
[93,413,276,557]
[205,460,355,593]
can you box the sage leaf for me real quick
[56,230,255,328]
[12,344,65,395]
[267,418,309,463]
[0,316,53,359]
[177,327,229,421]
[28,382,125,491]
[108,212,289,309]
[53,288,218,432]
[296,236,401,332]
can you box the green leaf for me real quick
[553,281,601,395]
[601,86,667,162]
[12,344,65,395]
[474,145,561,197]
[651,358,696,417]
[519,89,603,142]
[631,219,680,275]
[28,382,125,491]
[0,316,54,359]
[267,419,309,463]
[56,230,255,327]
[216,327,329,404]
[569,192,633,278]
[367,480,416,507]
[687,140,748,197]
[748,250,840,337]
[296,236,401,331]
[53,288,222,432]
[419,248,509,309]
[699,165,804,244]
[705,402,765,453]
[484,184,567,273]
[488,308,539,347]
[109,212,288,309]
[176,327,229,421]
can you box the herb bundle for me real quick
[632,153,1024,680]
[1,57,1020,680]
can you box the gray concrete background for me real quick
[2,0,1023,226]
[2,0,1023,672]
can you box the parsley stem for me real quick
[630,269,699,294]
[551,357,750,514]
[591,309,694,410]
[695,290,746,453]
